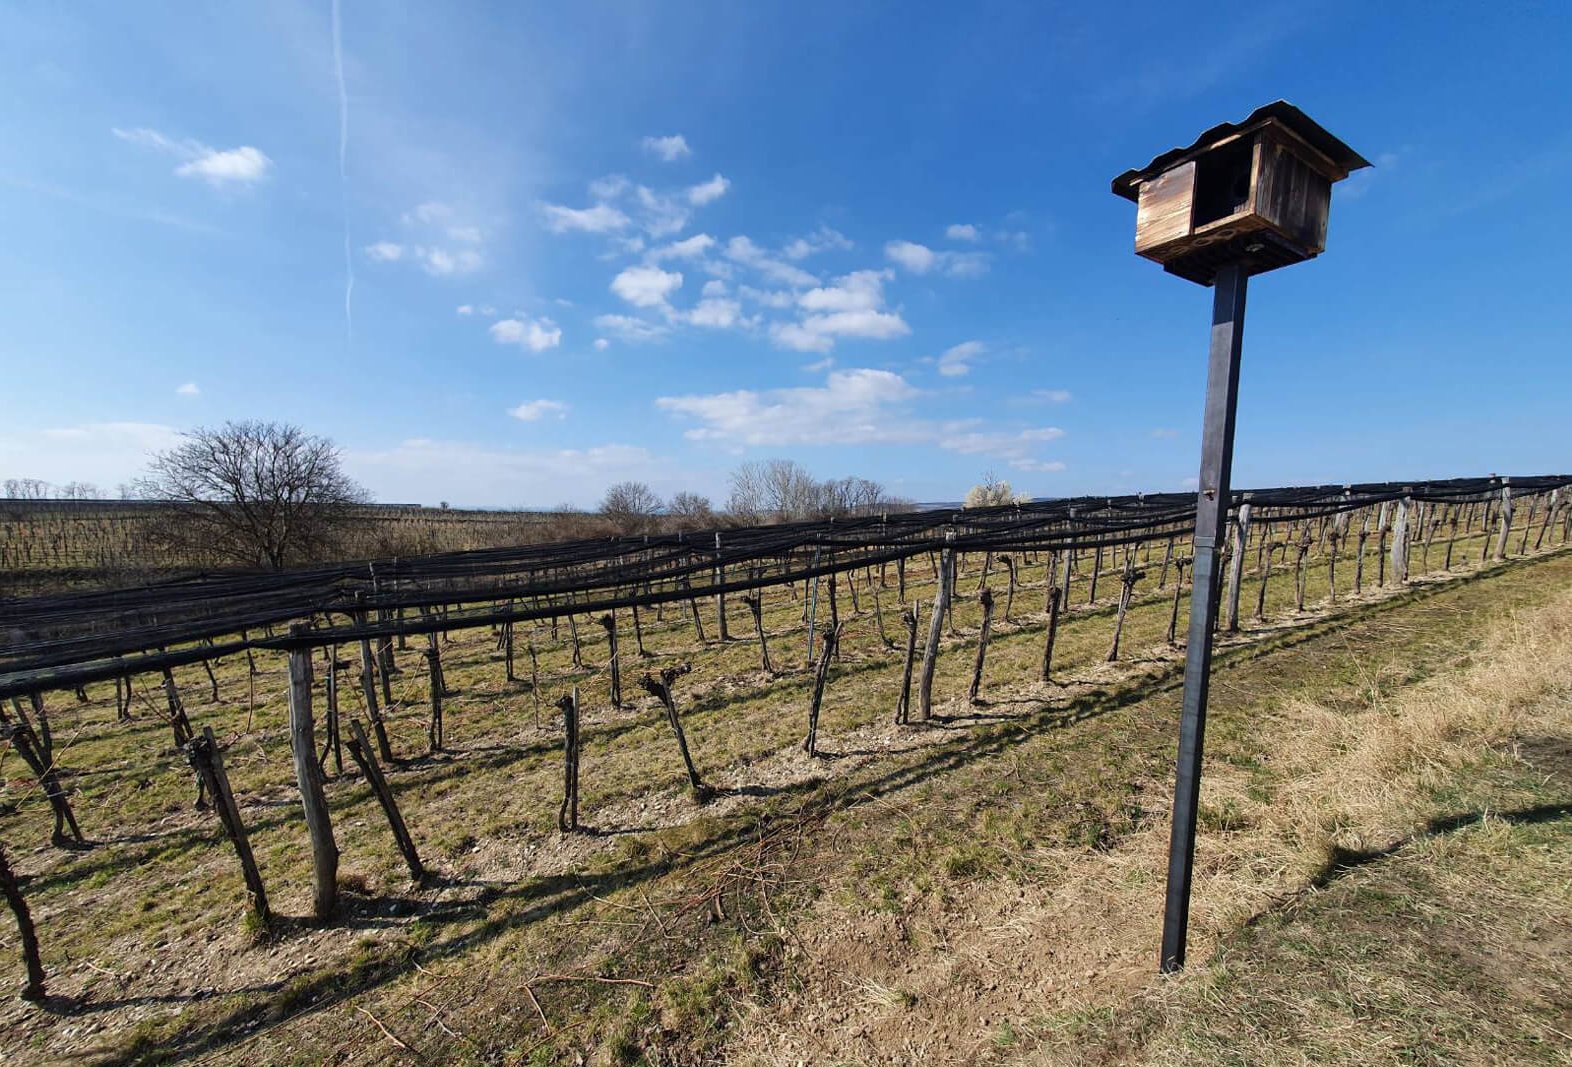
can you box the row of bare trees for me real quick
[596,460,914,536]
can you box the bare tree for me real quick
[600,481,663,534]
[668,491,715,530]
[3,479,53,500]
[135,421,368,569]
[727,462,768,523]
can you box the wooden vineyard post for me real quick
[1254,542,1276,621]
[968,588,996,703]
[1001,555,1017,621]
[598,613,623,708]
[1354,512,1370,593]
[321,648,343,776]
[1158,536,1175,588]
[1224,501,1250,632]
[896,603,919,724]
[1088,546,1102,605]
[502,621,516,683]
[1494,478,1514,560]
[346,720,425,883]
[1326,526,1341,603]
[425,631,444,753]
[1535,488,1560,550]
[743,594,772,673]
[1390,492,1411,585]
[917,535,955,721]
[556,690,582,832]
[1293,534,1311,610]
[1108,563,1144,661]
[803,624,841,757]
[288,636,338,920]
[631,602,650,658]
[186,727,269,925]
[161,667,195,749]
[1375,502,1391,587]
[1042,585,1062,682]
[804,545,823,665]
[714,533,731,642]
[638,666,706,795]
[0,843,45,1002]
[568,612,585,669]
[356,623,395,765]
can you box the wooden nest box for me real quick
[1111,101,1369,286]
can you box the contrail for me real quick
[332,0,353,341]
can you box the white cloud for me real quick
[657,369,921,446]
[641,134,691,162]
[701,279,728,297]
[648,233,716,262]
[174,146,271,185]
[937,340,984,377]
[611,265,683,308]
[417,246,482,276]
[783,226,853,260]
[490,316,562,352]
[446,225,483,244]
[885,239,990,278]
[456,304,474,315]
[1013,458,1068,473]
[770,322,835,353]
[884,239,937,274]
[405,202,454,225]
[594,313,670,343]
[593,338,610,351]
[739,286,795,309]
[365,241,405,262]
[633,185,689,237]
[589,174,632,200]
[686,297,744,329]
[1151,427,1180,439]
[175,382,200,396]
[800,309,910,341]
[946,223,980,242]
[656,369,1068,472]
[686,173,730,206]
[508,399,569,422]
[1029,388,1072,404]
[770,268,908,351]
[114,127,272,186]
[540,202,630,234]
[798,269,889,313]
[725,237,819,288]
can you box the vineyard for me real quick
[0,473,1569,1063]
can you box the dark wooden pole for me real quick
[287,636,338,920]
[556,690,581,832]
[967,588,995,703]
[347,720,424,883]
[896,602,919,724]
[1161,261,1246,973]
[1041,585,1062,683]
[186,727,269,924]
[803,624,841,757]
[599,613,622,708]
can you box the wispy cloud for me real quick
[508,399,569,422]
[885,239,989,278]
[175,382,200,396]
[641,134,691,162]
[490,317,562,352]
[113,127,272,186]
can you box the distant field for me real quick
[0,501,564,595]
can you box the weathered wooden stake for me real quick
[1042,585,1063,682]
[896,602,919,724]
[357,631,395,764]
[968,588,996,702]
[1108,563,1144,661]
[599,613,622,708]
[803,624,841,756]
[424,632,444,752]
[916,539,955,721]
[743,594,772,673]
[1224,502,1250,632]
[1494,478,1514,561]
[346,720,424,883]
[556,690,581,832]
[287,638,338,920]
[186,727,269,923]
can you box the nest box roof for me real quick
[1111,101,1371,202]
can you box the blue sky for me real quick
[2,2,1568,507]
